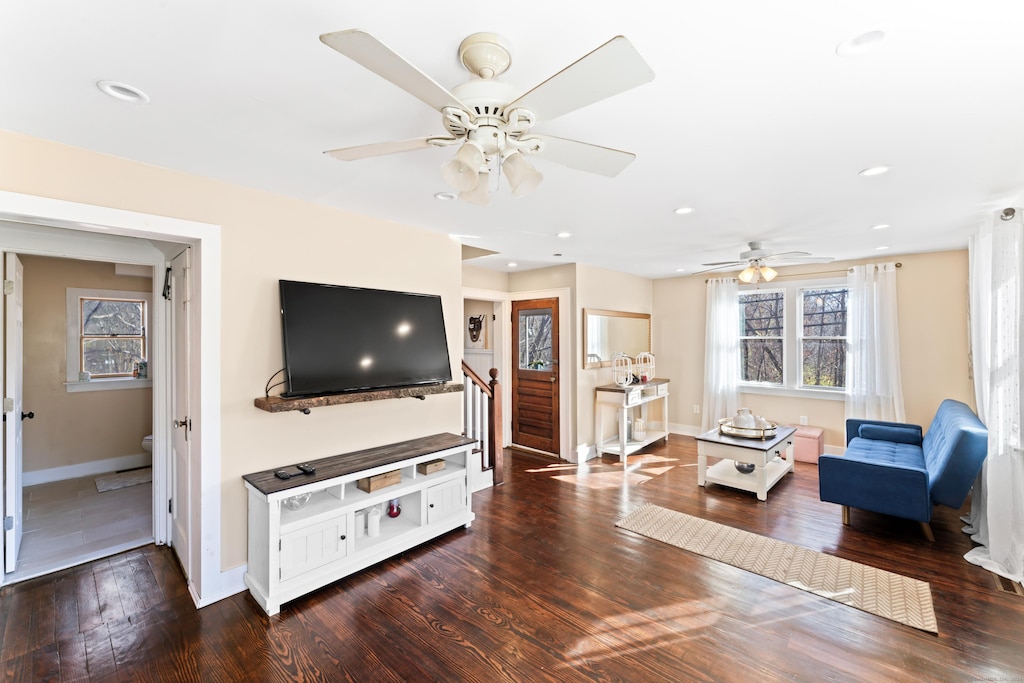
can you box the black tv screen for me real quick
[279,280,452,398]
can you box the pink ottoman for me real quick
[790,426,824,463]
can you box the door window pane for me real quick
[518,308,552,370]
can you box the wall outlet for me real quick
[799,415,808,425]
[693,404,701,414]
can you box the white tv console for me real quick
[243,433,476,615]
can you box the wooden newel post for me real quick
[488,368,504,485]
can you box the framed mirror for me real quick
[583,309,651,369]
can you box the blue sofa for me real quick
[818,399,987,540]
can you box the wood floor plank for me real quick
[2,436,1023,681]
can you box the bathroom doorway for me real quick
[4,253,157,583]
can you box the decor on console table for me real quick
[611,353,634,387]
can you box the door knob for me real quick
[550,376,557,383]
[173,418,189,429]
[21,411,34,420]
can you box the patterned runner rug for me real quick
[616,503,937,633]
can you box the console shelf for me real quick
[242,432,476,615]
[253,382,464,413]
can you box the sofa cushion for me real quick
[845,437,926,469]
[858,423,923,445]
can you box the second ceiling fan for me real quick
[319,29,655,205]
[699,242,835,283]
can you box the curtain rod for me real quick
[705,262,902,283]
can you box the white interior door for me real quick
[3,253,24,573]
[170,248,191,578]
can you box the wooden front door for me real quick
[511,298,559,455]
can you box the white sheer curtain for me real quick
[702,277,740,431]
[845,263,906,421]
[964,209,1024,584]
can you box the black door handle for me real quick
[22,411,34,420]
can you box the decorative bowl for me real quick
[734,461,756,474]
[282,492,312,510]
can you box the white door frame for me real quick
[0,191,224,607]
[461,287,511,449]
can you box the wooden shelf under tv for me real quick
[254,382,464,413]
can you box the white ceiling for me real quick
[3,2,1023,278]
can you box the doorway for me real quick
[511,297,560,455]
[4,253,157,583]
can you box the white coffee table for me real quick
[696,426,796,501]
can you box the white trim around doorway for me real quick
[0,190,225,608]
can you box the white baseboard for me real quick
[194,564,248,609]
[24,452,153,486]
[669,422,703,437]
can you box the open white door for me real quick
[3,253,24,573]
[170,248,192,579]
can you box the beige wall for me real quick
[652,250,974,448]
[1,129,464,571]
[21,254,153,472]
[462,263,509,291]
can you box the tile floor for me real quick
[7,471,153,583]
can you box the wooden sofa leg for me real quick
[920,522,935,542]
[842,506,850,526]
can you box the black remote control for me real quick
[274,470,292,480]
[296,464,316,475]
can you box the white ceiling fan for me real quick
[699,241,835,283]
[319,29,655,205]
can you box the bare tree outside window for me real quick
[801,288,847,388]
[739,291,784,384]
[518,309,552,370]
[81,298,147,377]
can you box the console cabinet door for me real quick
[280,513,349,582]
[426,479,467,525]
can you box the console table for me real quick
[696,426,795,501]
[243,433,475,615]
[594,379,669,462]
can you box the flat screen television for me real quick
[279,280,452,398]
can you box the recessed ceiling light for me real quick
[673,207,694,215]
[96,80,150,103]
[675,268,686,272]
[836,29,886,57]
[507,262,517,268]
[876,245,890,250]
[557,231,572,238]
[859,165,890,177]
[435,192,457,201]
[871,224,890,230]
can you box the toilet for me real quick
[142,435,153,453]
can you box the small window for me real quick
[66,287,153,390]
[739,290,784,385]
[799,287,847,389]
[80,297,147,378]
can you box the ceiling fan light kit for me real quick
[319,29,654,204]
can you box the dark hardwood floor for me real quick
[2,435,1022,682]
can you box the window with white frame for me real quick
[66,287,152,388]
[739,279,848,395]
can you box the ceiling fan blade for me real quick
[506,36,655,121]
[324,137,440,161]
[700,260,746,267]
[765,250,811,260]
[694,264,742,275]
[772,256,836,264]
[320,29,466,112]
[530,135,636,177]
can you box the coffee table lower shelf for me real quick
[701,457,792,500]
